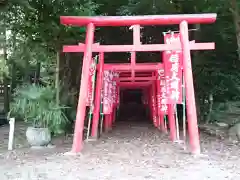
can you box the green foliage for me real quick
[0,56,9,82]
[6,0,100,50]
[0,11,9,82]
[7,34,56,84]
[3,0,240,124]
[60,83,78,121]
[208,101,240,125]
[10,84,70,134]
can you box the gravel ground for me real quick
[1,121,240,180]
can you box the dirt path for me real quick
[1,121,240,180]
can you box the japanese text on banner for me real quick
[87,58,96,106]
[103,70,111,114]
[163,33,183,104]
[158,69,168,114]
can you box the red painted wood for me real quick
[60,14,216,27]
[63,43,215,53]
[62,13,217,154]
[119,72,152,77]
[71,23,95,153]
[104,63,163,72]
[91,52,104,138]
[156,75,166,132]
[168,104,176,141]
[118,81,152,87]
[130,25,141,81]
[116,76,156,81]
[120,86,151,90]
[180,21,200,154]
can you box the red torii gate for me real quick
[61,13,217,155]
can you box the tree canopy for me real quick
[2,0,240,122]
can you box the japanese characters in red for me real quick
[163,32,183,104]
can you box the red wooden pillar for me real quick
[159,114,166,132]
[71,23,95,153]
[104,115,108,131]
[109,110,113,129]
[105,114,111,132]
[91,52,104,138]
[180,21,200,154]
[168,104,176,141]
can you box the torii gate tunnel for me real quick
[61,13,217,155]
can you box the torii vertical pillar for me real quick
[91,52,104,138]
[180,21,200,155]
[71,23,95,153]
[168,104,176,141]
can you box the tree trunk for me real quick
[55,51,60,106]
[10,32,16,91]
[230,0,240,60]
[34,62,41,84]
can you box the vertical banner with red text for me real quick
[87,58,96,106]
[103,70,111,114]
[113,72,119,106]
[163,33,183,104]
[108,71,114,112]
[158,69,168,114]
[116,86,120,106]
